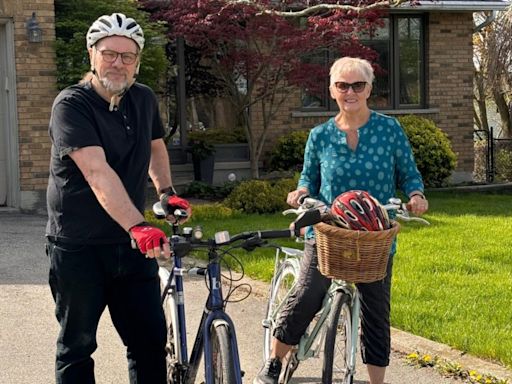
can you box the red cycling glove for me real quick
[129,222,169,254]
[160,193,191,217]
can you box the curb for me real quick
[391,328,512,382]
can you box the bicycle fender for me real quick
[212,319,230,328]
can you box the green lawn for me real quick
[150,191,512,368]
[390,191,512,369]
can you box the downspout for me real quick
[474,10,497,32]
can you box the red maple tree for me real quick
[142,0,386,177]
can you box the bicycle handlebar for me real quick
[287,195,430,226]
[152,193,430,259]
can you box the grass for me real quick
[148,191,512,369]
[390,191,512,369]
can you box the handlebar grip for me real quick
[188,267,207,276]
[294,209,322,231]
[297,194,310,205]
[259,229,294,239]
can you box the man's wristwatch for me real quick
[158,186,176,197]
[409,192,426,200]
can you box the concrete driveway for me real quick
[0,210,495,383]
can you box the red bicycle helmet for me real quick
[331,190,390,231]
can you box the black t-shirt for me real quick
[46,82,165,244]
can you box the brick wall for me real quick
[250,12,475,182]
[6,0,57,210]
[427,12,475,177]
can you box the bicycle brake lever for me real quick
[395,213,430,225]
[241,237,266,251]
[283,208,301,216]
[408,216,430,225]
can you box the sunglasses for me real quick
[334,81,367,93]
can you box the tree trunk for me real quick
[474,70,489,132]
[492,89,512,138]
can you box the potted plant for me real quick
[187,128,249,184]
[187,131,216,184]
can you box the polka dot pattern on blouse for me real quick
[298,110,424,239]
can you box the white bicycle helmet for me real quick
[86,13,145,111]
[86,13,145,51]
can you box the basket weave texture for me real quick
[314,221,400,283]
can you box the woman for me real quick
[254,57,429,384]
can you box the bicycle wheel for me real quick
[263,259,299,360]
[159,267,182,384]
[211,323,237,383]
[322,291,353,384]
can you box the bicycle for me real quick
[260,196,430,384]
[153,202,321,384]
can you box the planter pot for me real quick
[192,154,215,185]
[214,143,249,162]
[167,146,188,165]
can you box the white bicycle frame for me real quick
[266,196,429,381]
[271,246,360,378]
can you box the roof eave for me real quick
[397,1,510,11]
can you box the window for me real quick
[301,14,426,111]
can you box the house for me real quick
[248,0,510,184]
[0,0,509,212]
[0,0,57,212]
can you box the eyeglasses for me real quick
[334,81,367,93]
[98,49,138,65]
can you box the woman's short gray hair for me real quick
[330,57,375,85]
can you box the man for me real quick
[45,13,189,383]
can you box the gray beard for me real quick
[99,77,128,94]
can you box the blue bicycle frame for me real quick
[163,237,243,384]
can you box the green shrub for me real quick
[267,130,310,171]
[190,203,240,221]
[182,180,239,200]
[397,115,457,187]
[144,202,239,234]
[224,179,289,214]
[496,148,512,182]
[272,177,299,197]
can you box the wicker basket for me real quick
[314,221,400,283]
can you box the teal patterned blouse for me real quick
[298,110,424,239]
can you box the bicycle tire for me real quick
[211,323,237,383]
[263,259,300,383]
[159,267,182,384]
[322,291,353,384]
[263,259,299,360]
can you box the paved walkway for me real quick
[1,210,510,383]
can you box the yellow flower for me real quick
[423,354,432,363]
[407,352,418,359]
[469,370,477,376]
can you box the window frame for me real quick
[299,13,427,112]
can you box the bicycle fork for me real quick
[202,258,243,384]
[347,289,361,377]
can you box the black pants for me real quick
[273,240,394,367]
[46,240,167,384]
